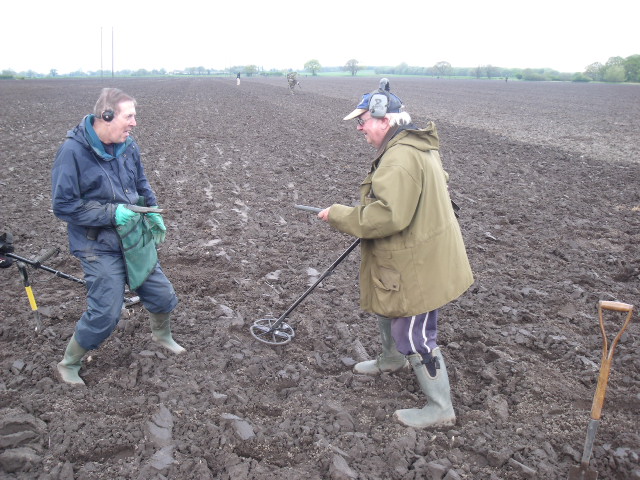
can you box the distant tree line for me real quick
[304,55,640,83]
[364,55,640,83]
[579,55,640,82]
[2,54,639,83]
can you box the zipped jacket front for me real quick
[51,115,157,258]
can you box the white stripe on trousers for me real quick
[407,312,432,356]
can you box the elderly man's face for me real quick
[103,101,137,144]
[356,112,388,149]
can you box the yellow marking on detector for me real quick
[25,286,38,311]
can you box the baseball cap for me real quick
[343,79,404,120]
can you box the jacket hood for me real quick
[372,121,439,169]
[390,120,439,152]
[65,116,91,148]
[66,115,132,161]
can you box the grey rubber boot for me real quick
[394,349,456,429]
[149,312,186,354]
[57,334,88,386]
[354,316,408,375]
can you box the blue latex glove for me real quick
[146,206,166,245]
[114,204,140,226]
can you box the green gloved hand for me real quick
[146,207,166,245]
[115,204,140,226]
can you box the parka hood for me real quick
[372,121,440,169]
[390,120,440,152]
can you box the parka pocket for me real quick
[372,265,400,291]
[361,178,375,206]
[371,263,407,316]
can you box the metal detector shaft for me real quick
[294,205,323,214]
[6,252,85,285]
[265,238,360,334]
[126,205,164,214]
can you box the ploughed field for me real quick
[0,76,639,479]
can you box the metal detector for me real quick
[7,249,85,284]
[2,245,84,334]
[1,231,139,334]
[249,205,360,345]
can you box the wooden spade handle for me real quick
[599,300,634,313]
[590,300,634,420]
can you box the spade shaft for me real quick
[568,300,634,480]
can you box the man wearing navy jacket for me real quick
[51,88,185,386]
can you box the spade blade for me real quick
[568,464,598,480]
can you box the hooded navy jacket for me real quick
[51,115,157,258]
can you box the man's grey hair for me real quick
[93,88,136,117]
[387,111,412,127]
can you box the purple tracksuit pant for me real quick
[384,310,439,357]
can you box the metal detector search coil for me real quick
[250,236,360,345]
[250,317,296,345]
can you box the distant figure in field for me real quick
[287,72,301,94]
[236,72,241,86]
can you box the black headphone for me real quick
[101,109,115,122]
[369,78,392,118]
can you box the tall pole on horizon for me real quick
[100,27,103,79]
[111,27,114,78]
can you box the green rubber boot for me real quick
[57,334,88,386]
[394,349,456,429]
[149,312,185,354]
[354,316,408,375]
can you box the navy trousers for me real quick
[75,254,178,350]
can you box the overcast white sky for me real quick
[2,0,637,75]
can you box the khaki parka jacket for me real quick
[328,121,474,317]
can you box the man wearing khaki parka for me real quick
[318,79,474,429]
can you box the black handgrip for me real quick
[34,247,60,264]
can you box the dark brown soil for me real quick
[0,76,639,480]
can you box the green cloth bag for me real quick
[116,214,158,291]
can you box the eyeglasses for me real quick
[356,116,374,127]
